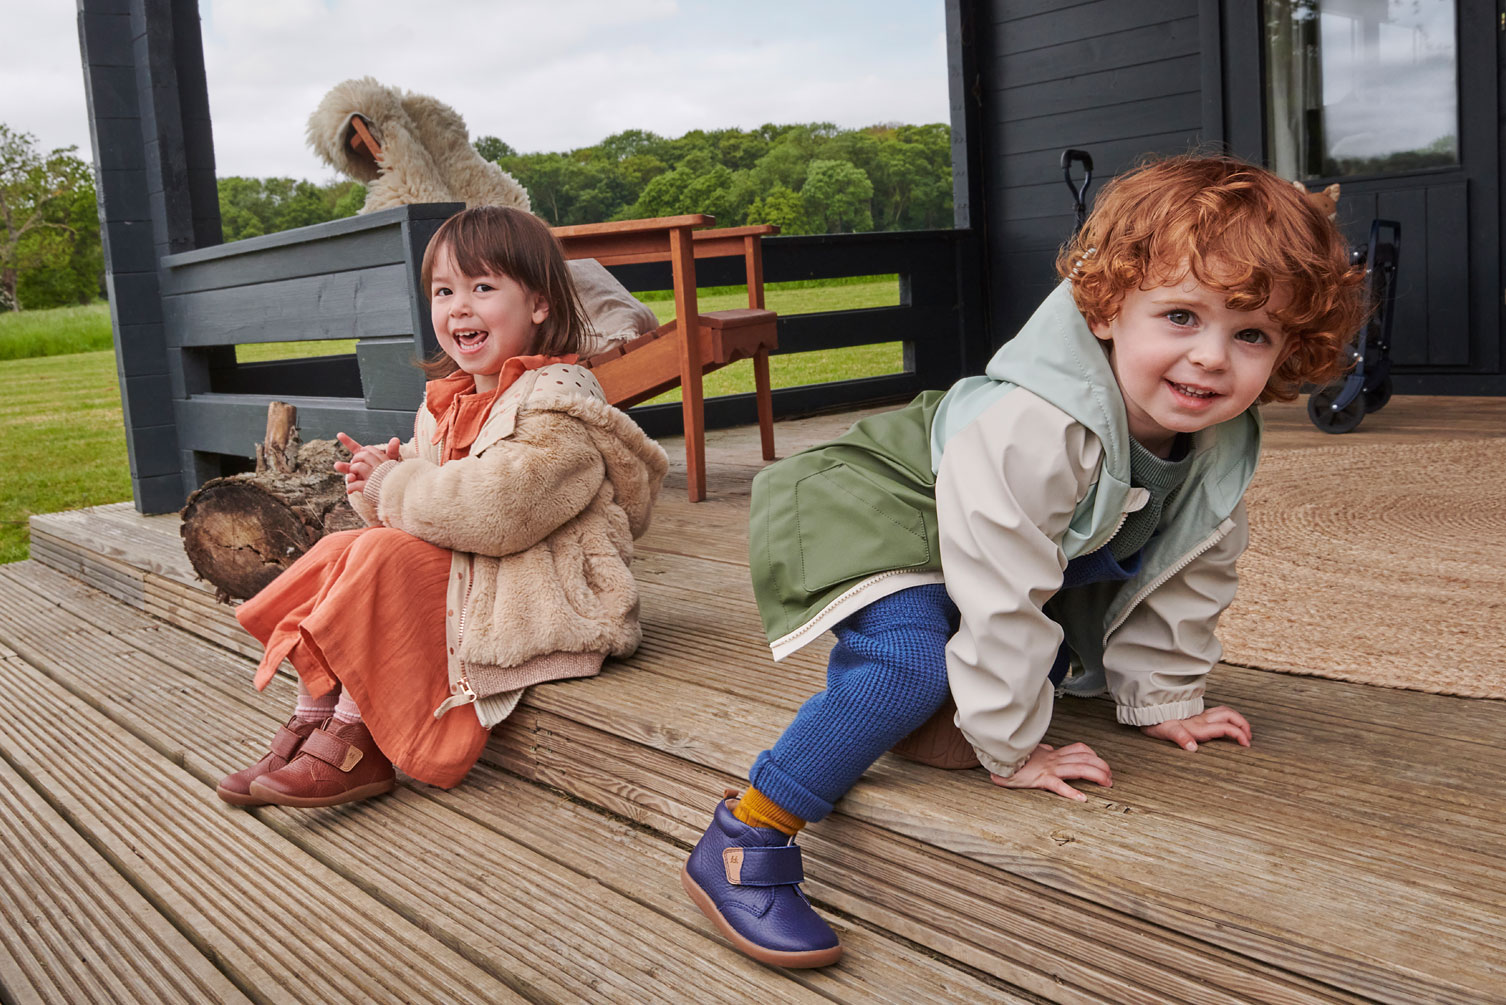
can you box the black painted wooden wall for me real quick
[965,0,1505,394]
[972,0,1223,347]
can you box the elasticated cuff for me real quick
[747,750,836,823]
[970,745,1031,780]
[474,688,525,729]
[362,459,399,510]
[956,722,1030,778]
[1115,696,1205,727]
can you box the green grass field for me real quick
[0,277,903,564]
[0,303,114,360]
[639,276,903,404]
[0,350,133,564]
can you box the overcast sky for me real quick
[3,0,950,180]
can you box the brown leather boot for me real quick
[217,715,321,806]
[248,717,395,808]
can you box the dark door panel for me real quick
[1334,180,1470,367]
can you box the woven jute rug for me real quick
[1219,437,1505,699]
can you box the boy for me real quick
[680,155,1366,968]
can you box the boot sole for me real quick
[680,865,843,969]
[247,777,395,808]
[215,784,268,807]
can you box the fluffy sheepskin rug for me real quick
[307,76,530,214]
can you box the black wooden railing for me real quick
[591,227,985,437]
[157,205,987,492]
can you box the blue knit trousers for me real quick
[748,584,956,823]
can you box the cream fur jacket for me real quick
[348,363,668,727]
[307,77,531,215]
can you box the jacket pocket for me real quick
[794,462,933,593]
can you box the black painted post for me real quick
[942,0,990,375]
[77,0,222,513]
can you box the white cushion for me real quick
[568,259,661,358]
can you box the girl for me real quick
[217,206,668,808]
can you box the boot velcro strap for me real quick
[299,728,363,772]
[723,845,804,886]
[269,725,305,760]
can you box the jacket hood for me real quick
[931,279,1261,529]
[931,281,1127,474]
[307,76,400,182]
[473,364,667,539]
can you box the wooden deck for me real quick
[3,395,1504,1004]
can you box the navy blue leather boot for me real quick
[681,791,842,968]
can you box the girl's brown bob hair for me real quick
[419,206,594,377]
[1056,154,1367,403]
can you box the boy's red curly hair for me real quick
[1056,154,1366,403]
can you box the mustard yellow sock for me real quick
[733,786,806,836]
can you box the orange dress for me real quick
[236,357,569,788]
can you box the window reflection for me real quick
[1265,0,1458,179]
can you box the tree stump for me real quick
[180,402,366,602]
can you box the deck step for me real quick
[0,569,527,1005]
[29,510,263,661]
[0,559,1025,1004]
[25,467,1506,1005]
[0,701,251,1005]
[22,512,1382,1005]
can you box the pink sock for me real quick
[294,681,338,724]
[332,691,363,725]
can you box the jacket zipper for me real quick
[1103,507,1132,548]
[778,567,928,649]
[435,563,478,718]
[431,418,482,718]
[1101,521,1231,646]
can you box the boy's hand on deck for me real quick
[989,742,1112,802]
[333,433,402,495]
[1140,705,1252,752]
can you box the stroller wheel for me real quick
[1307,385,1366,434]
[1363,375,1393,413]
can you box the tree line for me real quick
[1,125,104,312]
[1,120,951,311]
[482,121,953,233]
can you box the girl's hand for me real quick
[990,742,1112,802]
[1140,705,1252,751]
[333,432,402,495]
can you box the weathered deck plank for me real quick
[0,564,816,1004]
[0,559,1022,1004]
[0,751,253,1005]
[491,706,1373,1005]
[0,642,521,1003]
[16,395,1506,1004]
[511,626,1504,1003]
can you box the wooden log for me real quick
[179,402,364,601]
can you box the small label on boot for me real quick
[723,847,744,884]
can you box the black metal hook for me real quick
[1060,149,1093,234]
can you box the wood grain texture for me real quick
[0,749,252,1005]
[0,559,1024,1004]
[0,606,520,1004]
[18,399,1506,1004]
[163,264,413,347]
